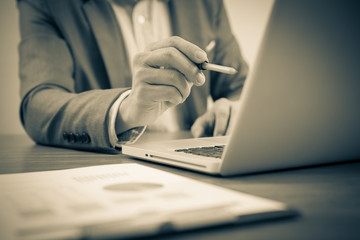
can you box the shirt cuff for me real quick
[108,90,146,149]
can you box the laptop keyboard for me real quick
[174,145,225,159]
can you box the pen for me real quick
[198,62,237,75]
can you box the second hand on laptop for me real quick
[198,62,238,75]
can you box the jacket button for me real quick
[68,132,76,143]
[81,133,91,144]
[63,132,69,142]
[75,133,82,143]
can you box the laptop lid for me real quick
[220,0,360,176]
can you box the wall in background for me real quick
[0,0,22,134]
[224,0,274,67]
[0,0,273,135]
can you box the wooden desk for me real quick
[0,133,359,240]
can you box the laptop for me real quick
[122,0,360,176]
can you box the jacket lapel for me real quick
[82,0,132,88]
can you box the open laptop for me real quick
[122,0,360,176]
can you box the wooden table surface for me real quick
[0,133,359,240]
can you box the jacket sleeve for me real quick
[18,0,126,153]
[210,0,249,101]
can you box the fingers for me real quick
[139,36,208,86]
[145,36,208,64]
[120,84,182,126]
[134,67,193,102]
[191,111,215,138]
[213,101,231,136]
[143,47,205,86]
[133,84,184,109]
[191,99,232,138]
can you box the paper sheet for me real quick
[0,163,291,239]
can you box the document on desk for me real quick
[0,164,296,240]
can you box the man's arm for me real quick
[18,0,209,151]
[18,0,129,152]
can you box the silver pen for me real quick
[198,61,238,75]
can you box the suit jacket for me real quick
[17,0,248,152]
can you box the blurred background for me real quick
[0,0,274,135]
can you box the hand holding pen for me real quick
[117,36,238,134]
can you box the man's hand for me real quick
[191,98,238,138]
[119,36,208,127]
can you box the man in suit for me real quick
[17,0,248,152]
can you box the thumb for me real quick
[191,111,215,138]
